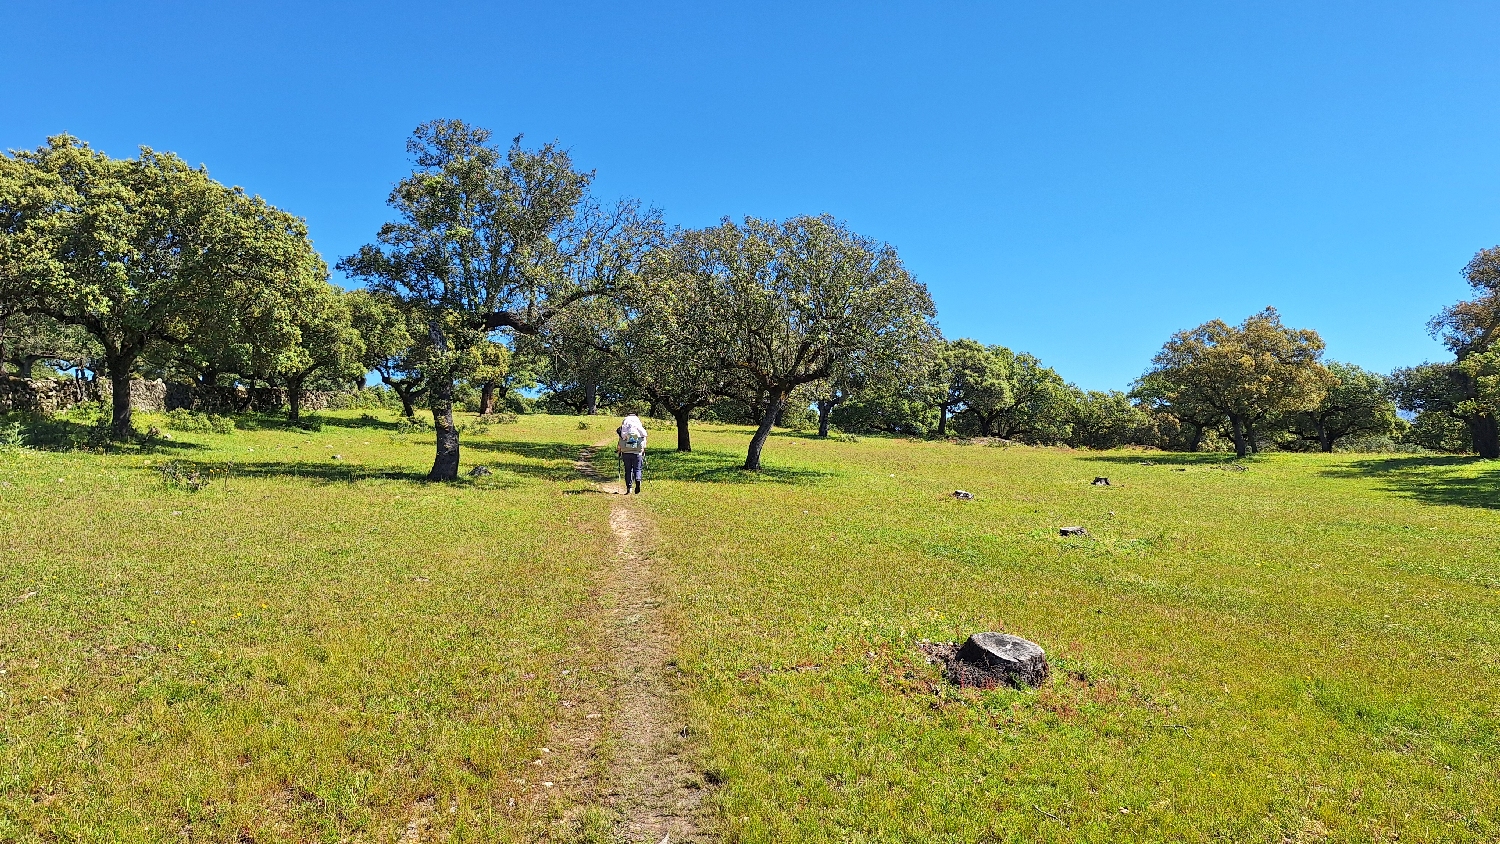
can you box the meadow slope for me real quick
[627,426,1500,843]
[3,411,1498,843]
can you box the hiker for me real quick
[616,413,647,494]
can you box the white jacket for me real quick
[617,415,647,454]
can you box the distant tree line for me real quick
[4,125,1498,477]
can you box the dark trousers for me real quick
[621,452,644,483]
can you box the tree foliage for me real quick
[0,135,324,437]
[685,215,936,469]
[1144,308,1332,457]
[1065,389,1152,450]
[1288,361,1397,452]
[1424,247,1500,457]
[338,120,661,479]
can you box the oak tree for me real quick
[1144,308,1332,458]
[690,215,937,470]
[339,120,660,480]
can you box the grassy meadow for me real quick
[4,409,1499,842]
[1,412,618,842]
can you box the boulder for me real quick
[1091,477,1110,486]
[953,632,1050,688]
[1059,526,1088,537]
[952,490,974,500]
[469,465,493,477]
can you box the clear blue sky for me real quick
[4,1,1497,391]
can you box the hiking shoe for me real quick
[634,480,641,495]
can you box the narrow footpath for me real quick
[571,441,707,843]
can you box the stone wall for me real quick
[1,377,165,413]
[1,376,337,415]
[99,378,167,412]
[1,376,100,413]
[164,384,333,413]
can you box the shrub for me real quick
[395,416,432,435]
[1334,435,1429,454]
[166,409,236,434]
[324,387,401,411]
[154,460,211,491]
[1399,411,1471,453]
[778,405,818,433]
[0,419,23,451]
[463,412,518,435]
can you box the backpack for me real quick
[619,429,645,454]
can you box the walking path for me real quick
[570,440,707,843]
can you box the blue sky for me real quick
[4,1,1497,390]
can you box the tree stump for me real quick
[952,632,1050,688]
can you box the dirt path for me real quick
[571,441,708,843]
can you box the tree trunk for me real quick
[19,355,42,379]
[745,390,785,470]
[1470,414,1500,459]
[817,400,833,438]
[1318,421,1334,453]
[107,360,136,440]
[1229,415,1249,458]
[584,379,598,415]
[479,382,497,415]
[977,414,993,437]
[287,376,305,422]
[428,377,460,481]
[937,404,948,436]
[1186,423,1203,453]
[673,406,692,452]
[399,391,416,419]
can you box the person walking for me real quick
[616,413,647,494]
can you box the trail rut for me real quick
[572,441,707,843]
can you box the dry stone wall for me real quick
[164,384,333,413]
[0,376,108,413]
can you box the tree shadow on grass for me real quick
[1080,452,1251,467]
[8,414,206,453]
[463,439,591,481]
[318,413,401,431]
[154,459,429,486]
[641,447,835,485]
[1319,455,1500,510]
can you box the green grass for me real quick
[629,430,1500,843]
[1,411,615,842]
[4,413,1499,842]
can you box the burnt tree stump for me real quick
[952,632,1050,688]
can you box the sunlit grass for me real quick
[4,413,1498,841]
[0,411,613,842]
[630,429,1500,843]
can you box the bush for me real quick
[1333,435,1429,454]
[467,412,518,432]
[395,416,433,435]
[0,419,23,451]
[325,388,401,412]
[166,409,236,434]
[778,405,817,433]
[290,414,324,432]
